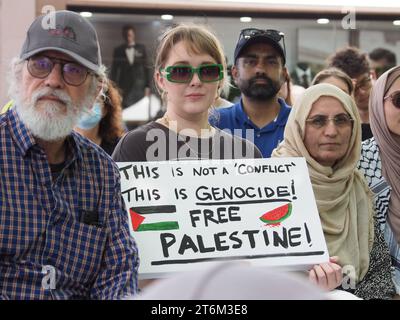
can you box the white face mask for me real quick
[76,102,102,130]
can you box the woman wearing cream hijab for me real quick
[359,66,400,297]
[273,83,394,299]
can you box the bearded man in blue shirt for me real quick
[0,10,138,300]
[210,28,291,158]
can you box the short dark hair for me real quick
[328,47,370,79]
[122,25,135,40]
[369,48,397,66]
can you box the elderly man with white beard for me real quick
[0,10,139,300]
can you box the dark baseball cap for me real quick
[20,10,102,74]
[234,28,286,65]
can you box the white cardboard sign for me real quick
[118,158,329,279]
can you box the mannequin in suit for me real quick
[111,25,151,108]
[290,62,314,89]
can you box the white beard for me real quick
[15,87,93,141]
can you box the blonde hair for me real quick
[154,24,227,97]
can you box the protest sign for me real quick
[118,158,329,278]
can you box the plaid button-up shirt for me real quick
[0,109,139,299]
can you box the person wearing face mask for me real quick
[75,80,125,156]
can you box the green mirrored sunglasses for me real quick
[160,64,223,83]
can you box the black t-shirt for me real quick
[112,121,262,162]
[361,123,373,141]
[100,138,120,156]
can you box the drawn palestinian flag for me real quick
[259,203,292,227]
[129,205,179,232]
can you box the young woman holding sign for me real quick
[113,24,341,295]
[112,24,261,161]
[272,83,395,299]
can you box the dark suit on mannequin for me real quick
[110,26,150,109]
[290,62,314,89]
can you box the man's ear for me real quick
[282,66,289,78]
[280,66,289,84]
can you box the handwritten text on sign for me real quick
[118,158,329,278]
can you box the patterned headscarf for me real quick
[272,83,374,282]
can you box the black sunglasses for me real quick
[384,90,400,109]
[238,28,286,57]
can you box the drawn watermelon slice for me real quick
[260,203,292,226]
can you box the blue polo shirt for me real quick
[210,98,291,158]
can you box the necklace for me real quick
[160,114,216,158]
